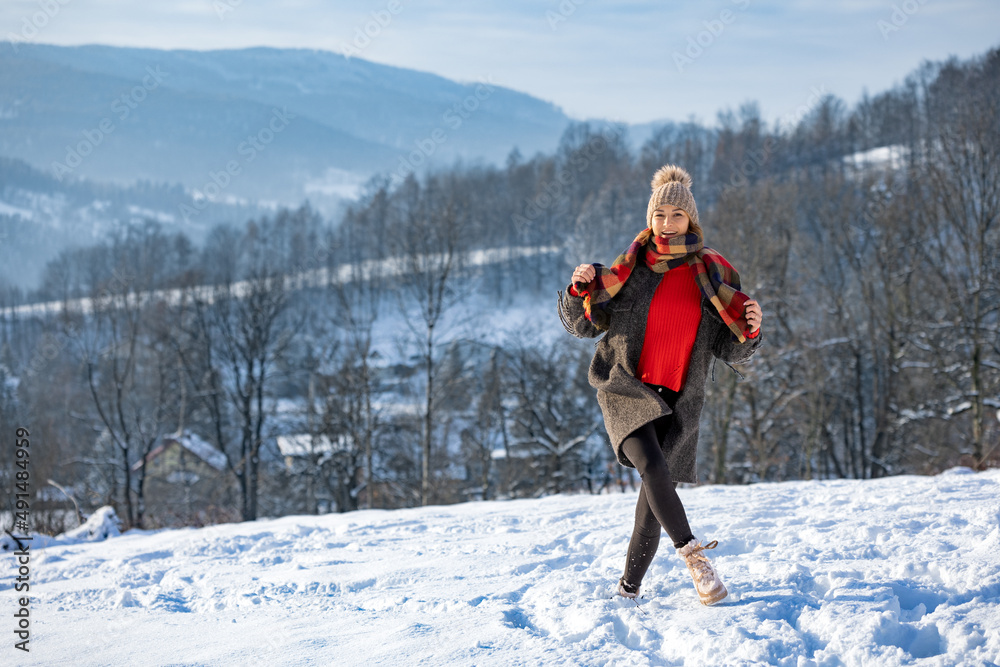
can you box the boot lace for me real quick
[684,540,719,585]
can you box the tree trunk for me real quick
[121,442,134,528]
[422,322,434,506]
[712,375,737,484]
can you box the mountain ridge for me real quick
[0,42,573,204]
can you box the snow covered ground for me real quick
[4,468,999,666]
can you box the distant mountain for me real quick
[0,43,573,207]
[0,155,275,290]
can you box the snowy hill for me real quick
[5,468,999,666]
[0,43,571,204]
[0,156,276,289]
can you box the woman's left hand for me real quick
[745,300,763,333]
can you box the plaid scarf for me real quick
[577,228,751,342]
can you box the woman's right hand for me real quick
[572,263,596,285]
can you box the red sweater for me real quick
[570,265,759,393]
[636,264,704,391]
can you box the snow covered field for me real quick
[4,468,1000,666]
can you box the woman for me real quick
[557,165,763,605]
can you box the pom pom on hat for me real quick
[646,164,700,231]
[650,164,693,190]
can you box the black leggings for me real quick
[620,393,696,587]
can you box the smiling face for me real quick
[649,204,691,240]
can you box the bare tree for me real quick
[505,341,604,496]
[394,174,467,506]
[913,52,1000,466]
[328,198,387,509]
[209,267,292,521]
[79,239,170,528]
[460,347,508,500]
[705,178,801,482]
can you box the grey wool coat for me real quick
[557,261,763,483]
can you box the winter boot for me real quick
[616,577,641,599]
[676,539,727,605]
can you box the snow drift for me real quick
[1,506,121,553]
[4,468,999,666]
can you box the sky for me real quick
[2,0,999,127]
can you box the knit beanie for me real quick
[646,165,699,230]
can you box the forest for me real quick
[1,46,997,532]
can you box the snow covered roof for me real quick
[842,144,909,170]
[370,399,422,417]
[276,433,347,457]
[491,445,548,460]
[132,430,227,472]
[173,431,228,470]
